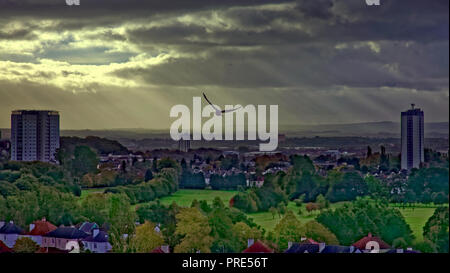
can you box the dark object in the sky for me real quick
[202,92,241,116]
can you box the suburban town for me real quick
[0,3,448,272]
[0,105,448,254]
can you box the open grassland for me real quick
[158,189,238,207]
[82,188,441,242]
[398,207,437,242]
[80,187,108,199]
[157,189,439,241]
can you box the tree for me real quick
[71,146,99,177]
[174,207,213,253]
[13,237,39,253]
[152,158,158,172]
[392,237,408,249]
[108,194,136,253]
[208,199,239,253]
[232,222,262,252]
[294,194,305,207]
[80,193,108,225]
[366,146,372,158]
[157,158,181,174]
[326,172,368,202]
[365,175,389,200]
[305,202,319,214]
[269,207,277,219]
[316,198,414,246]
[407,168,449,204]
[315,194,329,210]
[130,221,164,253]
[273,210,303,251]
[277,203,287,217]
[423,207,449,253]
[144,169,153,182]
[303,220,339,245]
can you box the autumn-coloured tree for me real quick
[302,220,339,245]
[13,237,39,253]
[174,207,213,253]
[232,222,262,252]
[305,202,319,214]
[273,210,303,251]
[130,221,164,253]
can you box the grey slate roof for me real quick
[0,222,23,234]
[285,243,320,253]
[44,227,89,239]
[82,230,109,243]
[321,245,360,253]
[78,222,99,234]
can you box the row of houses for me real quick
[243,233,419,254]
[2,218,418,254]
[0,219,111,253]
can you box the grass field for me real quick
[246,201,351,232]
[159,189,238,207]
[81,188,439,242]
[80,188,107,199]
[398,207,436,242]
[157,189,438,242]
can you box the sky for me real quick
[0,0,448,130]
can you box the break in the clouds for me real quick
[0,0,448,129]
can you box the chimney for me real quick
[161,245,170,253]
[42,217,46,222]
[29,223,35,232]
[368,232,372,238]
[319,242,326,253]
[93,228,99,238]
[247,238,254,248]
[288,241,293,250]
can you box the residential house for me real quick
[352,233,391,252]
[42,227,89,251]
[242,239,274,253]
[320,245,361,253]
[25,218,57,246]
[77,222,100,235]
[0,240,12,253]
[285,243,323,253]
[81,229,112,253]
[386,248,420,253]
[151,245,170,253]
[0,221,24,248]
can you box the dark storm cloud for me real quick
[0,0,291,20]
[0,0,448,129]
[113,40,448,91]
[295,0,334,19]
[0,28,36,40]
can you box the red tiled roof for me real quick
[352,233,391,250]
[36,247,69,253]
[0,240,12,253]
[300,238,319,244]
[242,240,274,253]
[151,247,165,253]
[28,220,57,236]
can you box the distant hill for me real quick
[281,121,449,137]
[1,121,448,140]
